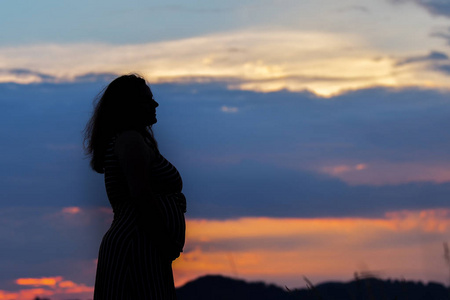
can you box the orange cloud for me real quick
[321,163,368,175]
[0,288,53,300]
[2,277,93,300]
[173,209,450,288]
[3,209,449,297]
[16,277,62,287]
[61,207,81,214]
[318,161,450,185]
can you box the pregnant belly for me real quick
[158,193,186,253]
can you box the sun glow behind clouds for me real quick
[1,30,450,96]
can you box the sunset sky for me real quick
[1,0,450,299]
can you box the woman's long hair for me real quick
[84,74,157,173]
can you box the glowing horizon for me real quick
[1,208,448,300]
[174,209,450,287]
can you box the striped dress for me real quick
[94,134,186,300]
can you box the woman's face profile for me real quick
[136,84,159,126]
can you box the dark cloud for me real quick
[0,207,109,288]
[337,5,370,14]
[431,27,450,45]
[184,160,450,219]
[434,63,450,74]
[186,234,328,253]
[74,72,117,83]
[2,78,450,219]
[0,69,118,84]
[391,0,450,18]
[396,51,449,66]
[396,49,450,77]
[0,68,57,82]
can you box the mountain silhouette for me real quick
[176,274,449,300]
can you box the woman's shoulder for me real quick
[115,130,145,147]
[115,130,156,159]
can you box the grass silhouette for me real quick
[281,243,450,300]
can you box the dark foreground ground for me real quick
[176,274,449,300]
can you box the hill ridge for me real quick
[176,274,450,300]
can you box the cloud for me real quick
[393,50,450,80]
[395,51,449,66]
[1,276,93,300]
[0,69,57,84]
[321,163,368,175]
[185,209,450,250]
[221,105,239,113]
[391,0,450,18]
[0,205,448,294]
[61,206,81,214]
[0,288,53,300]
[16,277,62,287]
[1,30,450,96]
[3,81,450,219]
[181,160,450,219]
[336,5,370,14]
[174,209,450,287]
[318,161,450,185]
[0,206,111,272]
[0,206,106,297]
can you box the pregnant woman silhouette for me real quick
[84,74,186,299]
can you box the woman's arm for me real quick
[115,130,181,259]
[115,130,156,202]
[115,130,165,231]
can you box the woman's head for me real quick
[84,74,159,173]
[99,74,158,129]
